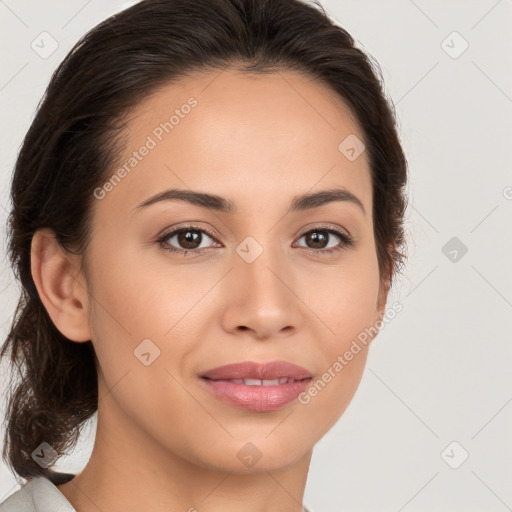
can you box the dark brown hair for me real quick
[0,0,408,484]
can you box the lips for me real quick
[199,361,313,411]
[200,360,312,382]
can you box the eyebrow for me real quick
[132,186,366,216]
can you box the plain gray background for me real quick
[1,1,511,511]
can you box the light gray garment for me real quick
[0,476,313,511]
[0,476,76,512]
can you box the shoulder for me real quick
[0,475,76,512]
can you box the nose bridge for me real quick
[224,231,302,336]
[236,232,288,296]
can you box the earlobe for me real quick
[30,227,91,342]
[368,273,391,345]
[376,276,390,317]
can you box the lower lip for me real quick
[200,378,312,412]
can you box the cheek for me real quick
[304,256,381,346]
[295,255,379,425]
[85,233,191,337]
[84,240,209,384]
[296,272,376,431]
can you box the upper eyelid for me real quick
[159,224,220,242]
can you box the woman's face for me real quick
[78,69,388,472]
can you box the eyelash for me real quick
[156,223,354,257]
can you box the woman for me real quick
[0,0,408,510]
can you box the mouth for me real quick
[201,376,309,386]
[199,360,313,412]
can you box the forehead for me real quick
[99,68,372,218]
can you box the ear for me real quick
[368,261,392,344]
[30,227,91,342]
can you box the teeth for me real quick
[244,378,263,386]
[227,377,296,386]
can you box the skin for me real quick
[31,68,390,512]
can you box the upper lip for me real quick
[200,360,312,381]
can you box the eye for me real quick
[156,224,354,257]
[293,226,354,255]
[157,225,220,256]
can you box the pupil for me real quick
[307,231,327,249]
[179,230,200,249]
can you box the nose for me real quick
[220,240,304,341]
